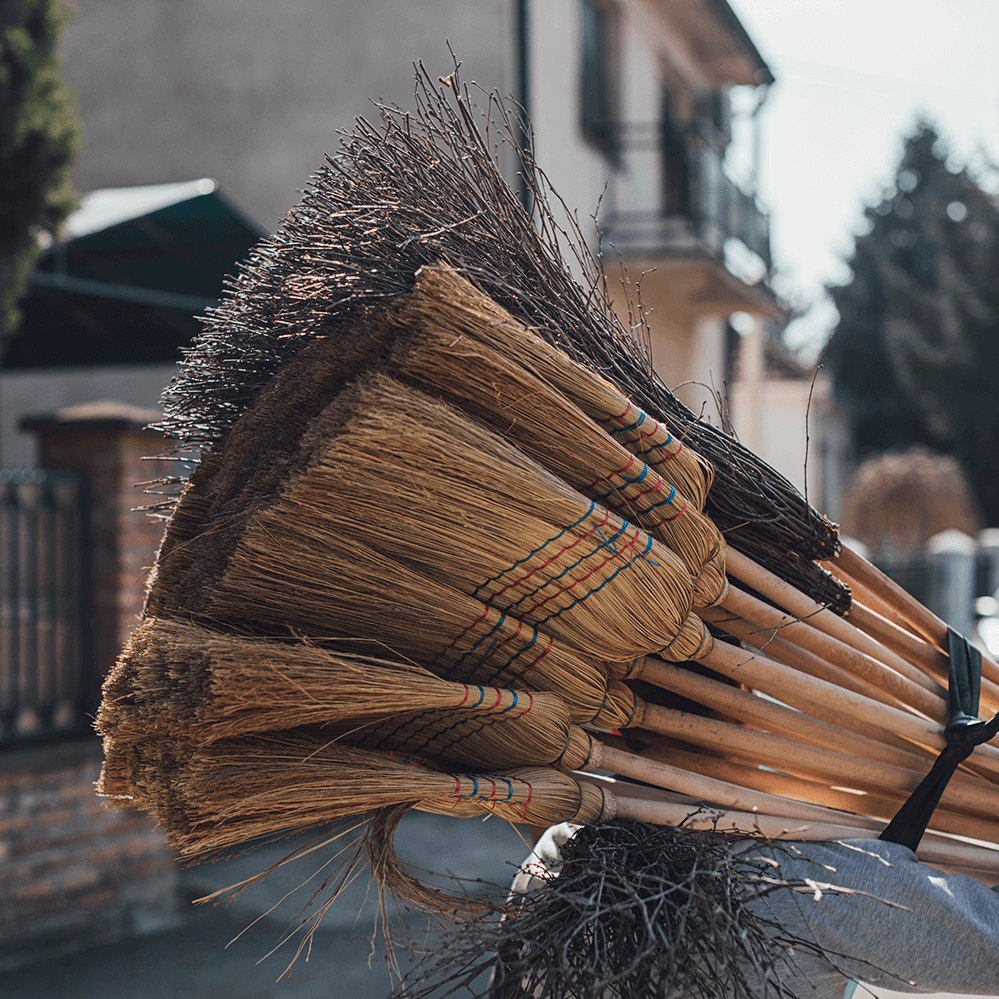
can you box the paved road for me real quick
[3,811,527,999]
[5,811,997,999]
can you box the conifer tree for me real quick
[0,0,82,349]
[826,122,999,524]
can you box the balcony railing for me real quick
[1,470,93,746]
[602,122,771,281]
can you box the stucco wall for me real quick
[0,365,176,468]
[61,0,518,231]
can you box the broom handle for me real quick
[600,742,999,842]
[827,558,931,641]
[847,601,999,716]
[598,744,875,829]
[832,547,999,695]
[637,655,970,780]
[609,794,881,837]
[719,584,950,725]
[726,549,948,702]
[610,794,999,876]
[687,641,999,776]
[728,548,999,717]
[630,701,999,819]
[636,743,999,843]
[831,543,950,648]
[698,606,923,723]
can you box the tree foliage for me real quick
[826,122,999,524]
[0,0,82,345]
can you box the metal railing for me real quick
[696,141,771,271]
[603,123,771,277]
[1,470,93,746]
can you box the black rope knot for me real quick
[880,627,999,851]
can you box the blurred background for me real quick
[3,1,999,996]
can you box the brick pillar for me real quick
[3,400,181,970]
[21,399,175,681]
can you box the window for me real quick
[580,0,617,160]
[660,85,691,216]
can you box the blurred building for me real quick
[728,317,854,523]
[52,0,775,411]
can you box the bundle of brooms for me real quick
[97,67,999,962]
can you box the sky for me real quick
[724,0,999,357]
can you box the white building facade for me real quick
[5,0,777,464]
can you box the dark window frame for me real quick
[579,0,619,163]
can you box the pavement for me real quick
[4,812,996,999]
[2,811,528,999]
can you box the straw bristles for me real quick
[204,372,704,663]
[99,619,599,770]
[98,734,609,862]
[210,539,613,722]
[147,471,613,725]
[377,278,726,607]
[391,266,714,514]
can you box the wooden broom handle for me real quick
[610,794,999,876]
[832,543,950,647]
[698,606,924,723]
[726,548,948,701]
[847,601,999,716]
[609,792,881,837]
[598,744,875,829]
[638,743,999,843]
[827,557,930,640]
[727,546,999,717]
[720,583,950,725]
[832,546,999,694]
[688,641,999,777]
[638,655,968,779]
[630,701,999,820]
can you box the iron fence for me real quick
[1,470,93,746]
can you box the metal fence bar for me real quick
[0,470,92,746]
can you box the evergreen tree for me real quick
[826,122,999,524]
[0,0,82,348]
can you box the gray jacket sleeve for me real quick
[741,838,999,995]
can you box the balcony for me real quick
[601,123,775,315]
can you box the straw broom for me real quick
[154,67,843,610]
[99,66,999,924]
[99,672,999,876]
[133,316,999,880]
[385,268,999,723]
[100,618,999,841]
[323,266,995,727]
[131,168,984,752]
[139,394,999,781]
[151,349,970,740]
[170,482,984,779]
[150,372,712,665]
[99,699,999,881]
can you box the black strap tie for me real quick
[879,627,999,851]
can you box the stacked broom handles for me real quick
[97,265,999,898]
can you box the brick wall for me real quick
[0,740,178,971]
[25,399,177,679]
[1,400,181,970]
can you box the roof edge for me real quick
[704,0,775,85]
